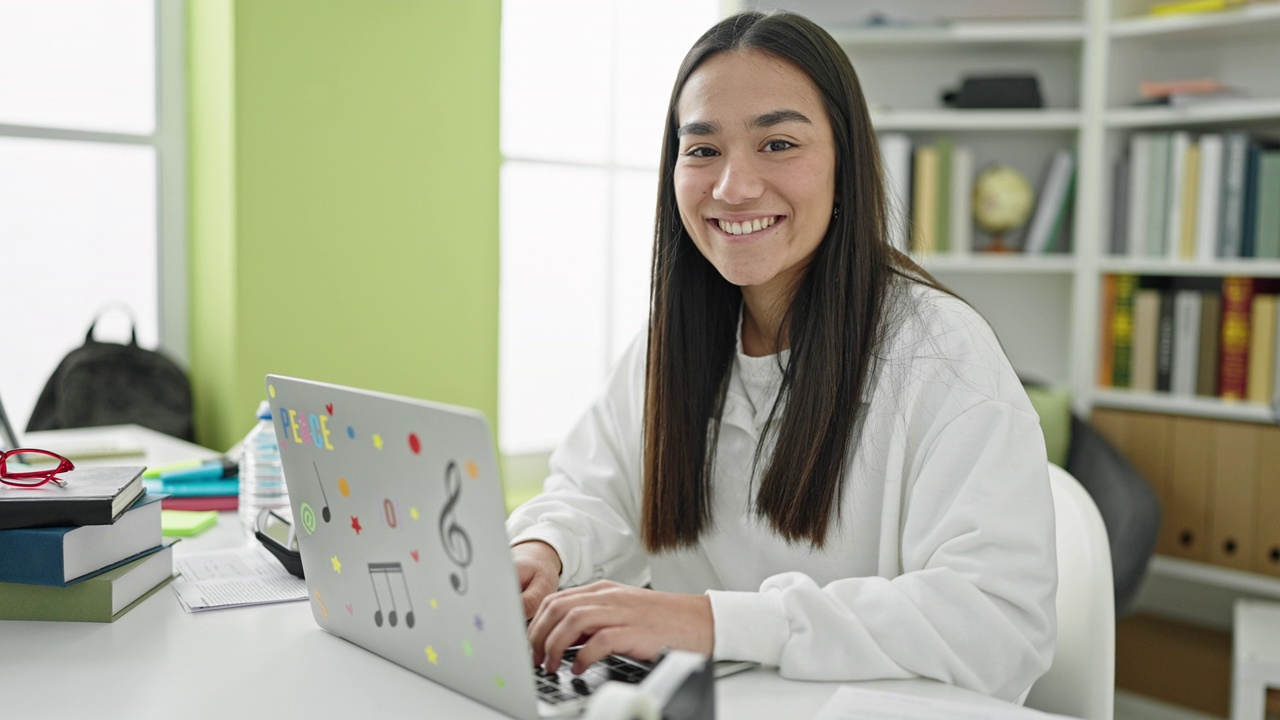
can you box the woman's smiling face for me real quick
[673,49,837,299]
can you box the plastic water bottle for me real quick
[239,400,288,537]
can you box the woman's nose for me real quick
[712,156,765,205]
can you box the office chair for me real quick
[1024,464,1116,720]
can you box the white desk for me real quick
[0,427,1015,719]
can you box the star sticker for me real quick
[331,555,342,573]
[463,640,473,657]
[351,516,362,535]
[410,506,420,521]
[474,615,484,632]
[373,433,384,450]
[430,598,438,609]
[466,459,479,479]
[425,646,438,665]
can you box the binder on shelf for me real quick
[1209,422,1257,571]
[1166,416,1216,562]
[1255,426,1280,578]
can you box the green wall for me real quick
[188,1,501,452]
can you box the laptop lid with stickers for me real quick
[266,375,541,720]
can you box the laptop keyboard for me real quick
[533,648,654,705]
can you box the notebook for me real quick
[266,375,754,719]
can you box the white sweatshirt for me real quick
[506,283,1057,701]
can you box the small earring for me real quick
[832,205,840,220]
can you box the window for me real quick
[499,0,718,455]
[0,0,185,434]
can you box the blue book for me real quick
[143,477,239,497]
[1241,141,1262,258]
[0,493,164,586]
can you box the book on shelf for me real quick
[935,138,953,254]
[1165,131,1191,261]
[1111,155,1131,257]
[1217,277,1280,399]
[1177,137,1200,261]
[1220,132,1250,258]
[1111,274,1139,388]
[1155,289,1177,392]
[1148,0,1246,16]
[1024,149,1076,255]
[1145,133,1172,259]
[1126,133,1152,258]
[1132,289,1163,392]
[949,145,975,255]
[1241,141,1263,258]
[1194,134,1224,262]
[1099,275,1118,387]
[1172,289,1203,396]
[0,465,145,531]
[0,493,163,586]
[1247,294,1278,405]
[879,132,913,253]
[1196,292,1223,397]
[1252,148,1280,260]
[911,144,940,254]
[0,542,174,622]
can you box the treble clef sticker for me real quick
[439,461,473,595]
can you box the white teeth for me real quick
[716,216,777,235]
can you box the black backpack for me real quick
[26,316,195,441]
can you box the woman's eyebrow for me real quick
[751,109,812,128]
[677,120,720,137]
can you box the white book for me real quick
[1024,149,1074,254]
[1165,132,1191,260]
[878,133,912,253]
[1171,289,1202,396]
[1127,134,1151,258]
[949,145,974,255]
[1195,134,1224,262]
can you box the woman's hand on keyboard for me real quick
[527,581,713,675]
[513,540,563,620]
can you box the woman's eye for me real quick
[684,146,718,158]
[763,139,794,152]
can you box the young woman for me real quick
[507,10,1056,702]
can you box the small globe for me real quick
[972,164,1034,234]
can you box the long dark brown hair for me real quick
[642,10,944,551]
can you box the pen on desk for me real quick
[158,459,239,482]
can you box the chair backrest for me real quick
[1024,464,1116,720]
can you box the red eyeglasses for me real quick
[0,449,74,488]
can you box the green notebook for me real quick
[161,510,219,537]
[0,543,174,622]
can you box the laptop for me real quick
[266,375,751,719]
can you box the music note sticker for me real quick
[312,461,332,523]
[383,498,398,529]
[439,461,473,595]
[368,561,415,628]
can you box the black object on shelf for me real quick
[942,75,1044,109]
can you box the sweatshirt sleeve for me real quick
[707,399,1058,702]
[505,334,650,589]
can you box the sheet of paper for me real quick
[170,546,307,612]
[810,686,1076,720]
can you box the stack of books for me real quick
[1099,274,1280,405]
[0,465,176,622]
[143,458,239,512]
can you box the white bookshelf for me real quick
[871,109,1083,131]
[920,254,1077,274]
